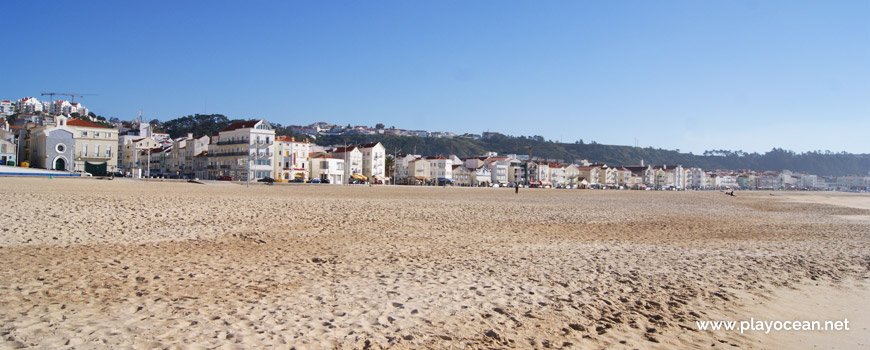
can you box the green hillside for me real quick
[316,134,870,177]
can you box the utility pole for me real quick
[146,148,151,178]
[393,147,400,185]
[343,142,348,186]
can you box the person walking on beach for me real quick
[515,182,519,194]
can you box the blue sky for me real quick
[3,1,868,154]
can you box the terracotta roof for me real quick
[425,156,447,160]
[310,152,336,159]
[358,142,381,148]
[330,146,357,153]
[220,120,260,132]
[66,118,112,129]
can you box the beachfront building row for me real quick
[8,115,864,190]
[115,119,386,183]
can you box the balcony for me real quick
[80,154,112,160]
[217,139,249,146]
[208,151,249,157]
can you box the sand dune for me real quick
[0,177,868,349]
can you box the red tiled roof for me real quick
[359,142,381,149]
[66,118,112,129]
[425,156,447,160]
[331,146,357,153]
[220,120,260,132]
[310,153,336,159]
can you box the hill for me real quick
[316,134,870,177]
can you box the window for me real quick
[95,145,100,157]
[56,144,66,153]
[82,144,88,157]
[95,132,100,137]
[82,131,88,136]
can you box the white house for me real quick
[328,145,364,182]
[425,156,453,182]
[394,154,421,183]
[485,158,510,185]
[358,142,387,183]
[309,152,344,184]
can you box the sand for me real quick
[0,177,868,349]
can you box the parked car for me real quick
[216,175,234,181]
[110,171,125,177]
[307,178,321,183]
[257,177,275,184]
[321,178,330,184]
[292,177,305,183]
[73,170,92,177]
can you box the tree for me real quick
[375,123,385,129]
[385,155,395,179]
[149,119,164,132]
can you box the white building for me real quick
[687,167,706,189]
[394,154,421,183]
[309,152,344,184]
[16,97,43,114]
[207,119,275,180]
[358,142,387,183]
[485,158,510,185]
[0,100,14,116]
[328,145,364,182]
[167,134,209,176]
[47,100,88,117]
[425,156,453,182]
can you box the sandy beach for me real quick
[0,177,868,349]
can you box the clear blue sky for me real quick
[3,1,868,154]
